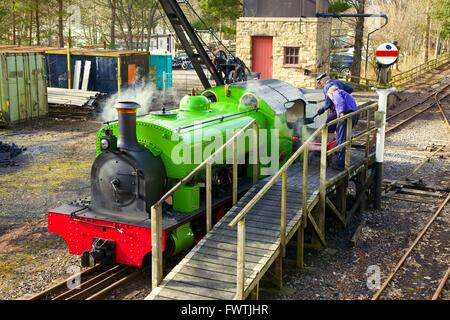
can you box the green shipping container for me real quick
[0,51,48,125]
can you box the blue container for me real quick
[45,49,150,95]
[150,53,173,90]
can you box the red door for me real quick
[252,36,273,79]
[128,64,136,85]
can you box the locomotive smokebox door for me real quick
[90,101,166,219]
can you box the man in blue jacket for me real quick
[327,85,359,170]
[316,73,353,133]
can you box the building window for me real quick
[284,47,300,66]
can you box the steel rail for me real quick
[372,193,450,300]
[60,266,134,300]
[432,266,450,300]
[386,83,450,122]
[86,268,143,300]
[435,94,450,132]
[29,264,139,300]
[386,86,450,134]
[52,265,126,300]
[28,264,107,300]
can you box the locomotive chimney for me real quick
[114,101,142,151]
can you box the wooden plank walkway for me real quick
[146,149,369,300]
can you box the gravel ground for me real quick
[381,205,449,299]
[0,118,100,299]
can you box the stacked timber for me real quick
[47,87,103,119]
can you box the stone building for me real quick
[236,0,331,88]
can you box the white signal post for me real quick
[374,42,398,210]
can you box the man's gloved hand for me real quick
[317,107,326,115]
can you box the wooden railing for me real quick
[390,53,450,88]
[339,74,381,90]
[228,101,378,299]
[151,119,259,289]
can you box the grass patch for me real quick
[0,252,34,279]
[0,159,91,197]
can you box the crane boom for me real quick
[158,0,224,89]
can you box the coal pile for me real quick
[0,141,27,166]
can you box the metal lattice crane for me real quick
[158,0,250,89]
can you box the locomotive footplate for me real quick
[48,205,164,267]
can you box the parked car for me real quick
[172,54,193,70]
[330,53,353,75]
[331,37,354,49]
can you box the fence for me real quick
[332,53,450,90]
[390,53,450,88]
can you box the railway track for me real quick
[432,266,450,300]
[383,143,447,194]
[386,83,450,134]
[29,264,141,300]
[436,93,450,132]
[374,126,450,301]
[372,193,450,300]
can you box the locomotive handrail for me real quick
[229,101,378,299]
[175,109,258,132]
[151,118,259,289]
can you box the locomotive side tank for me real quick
[48,79,308,267]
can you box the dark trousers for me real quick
[326,109,337,133]
[336,115,359,167]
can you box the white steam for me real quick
[100,82,161,121]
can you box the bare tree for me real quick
[350,0,365,83]
[12,1,16,45]
[423,0,432,62]
[116,0,134,49]
[146,3,159,51]
[110,0,116,48]
[35,0,40,45]
[57,0,64,47]
[28,2,33,45]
